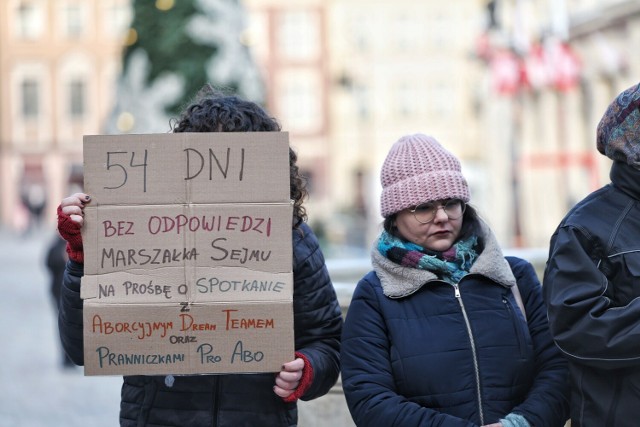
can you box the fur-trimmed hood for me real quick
[372,218,516,298]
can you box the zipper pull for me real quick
[164,374,175,387]
[453,283,461,298]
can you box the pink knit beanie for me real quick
[380,134,470,217]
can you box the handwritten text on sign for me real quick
[81,133,294,376]
[81,267,293,304]
[83,203,293,275]
[83,132,290,204]
[83,302,294,376]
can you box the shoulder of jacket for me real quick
[504,256,533,273]
[504,256,538,291]
[292,223,320,255]
[352,271,385,300]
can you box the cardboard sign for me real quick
[83,132,290,205]
[81,132,294,376]
[82,302,293,376]
[82,203,293,275]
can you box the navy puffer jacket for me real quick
[341,223,569,427]
[58,222,342,426]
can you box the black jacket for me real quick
[544,161,640,427]
[59,222,342,426]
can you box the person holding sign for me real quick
[56,87,343,426]
[340,134,569,427]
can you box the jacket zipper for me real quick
[503,297,527,359]
[453,283,485,425]
[212,376,220,426]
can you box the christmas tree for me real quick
[106,0,264,134]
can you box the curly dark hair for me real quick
[171,85,308,227]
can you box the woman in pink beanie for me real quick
[341,134,569,427]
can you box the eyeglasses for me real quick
[409,199,466,224]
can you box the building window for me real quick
[21,79,40,119]
[69,79,86,118]
[429,13,448,48]
[396,83,417,118]
[277,10,320,61]
[63,4,84,38]
[355,85,370,121]
[16,2,44,39]
[279,71,322,133]
[349,13,371,52]
[430,82,454,118]
[393,14,421,51]
[103,1,132,38]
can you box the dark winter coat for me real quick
[341,222,569,427]
[544,161,640,427]
[58,222,342,427]
[45,234,67,306]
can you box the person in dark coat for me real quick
[544,82,640,427]
[45,233,74,368]
[341,134,569,427]
[56,86,343,426]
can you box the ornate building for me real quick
[0,0,131,232]
[474,0,640,247]
[3,0,637,254]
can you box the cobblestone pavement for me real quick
[0,228,121,427]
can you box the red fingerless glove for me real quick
[282,352,314,403]
[57,204,84,264]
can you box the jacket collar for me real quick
[610,161,640,200]
[372,218,517,299]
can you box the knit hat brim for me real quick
[381,170,470,218]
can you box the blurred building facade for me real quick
[245,0,487,252]
[474,0,640,247]
[0,0,132,231]
[243,0,337,248]
[1,0,639,255]
[243,0,640,251]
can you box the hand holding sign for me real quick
[58,193,91,263]
[60,193,91,225]
[274,357,304,398]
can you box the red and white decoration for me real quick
[476,32,582,96]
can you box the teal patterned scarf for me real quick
[377,231,478,284]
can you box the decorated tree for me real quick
[106,0,264,134]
